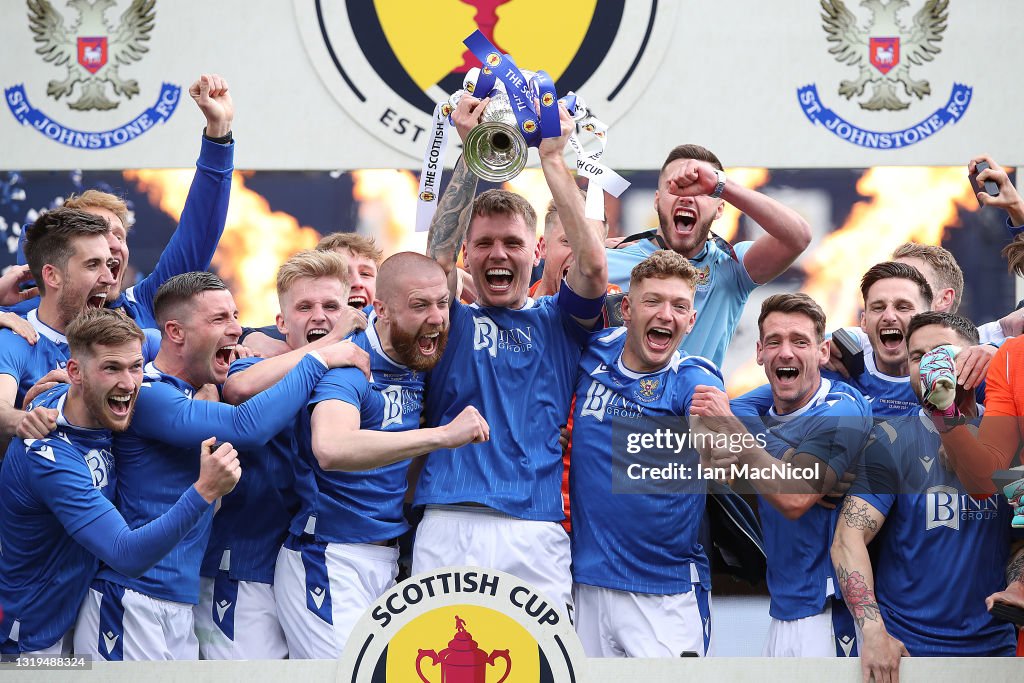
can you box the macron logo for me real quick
[103,630,119,653]
[838,635,855,657]
[310,586,326,609]
[919,455,935,473]
[33,444,56,462]
[215,600,231,623]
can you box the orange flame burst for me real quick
[350,169,422,255]
[717,168,770,241]
[124,170,321,325]
[725,166,978,397]
[804,166,977,331]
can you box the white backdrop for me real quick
[1,0,1021,170]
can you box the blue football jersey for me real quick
[101,354,328,604]
[294,315,424,543]
[831,326,986,410]
[732,379,871,621]
[416,293,592,520]
[201,357,300,584]
[570,327,725,594]
[0,311,160,410]
[3,138,232,329]
[849,412,1016,656]
[824,327,919,417]
[0,386,114,652]
[0,310,70,407]
[605,238,758,366]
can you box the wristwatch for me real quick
[710,169,727,199]
[203,127,233,145]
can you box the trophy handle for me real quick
[488,649,511,683]
[415,649,439,683]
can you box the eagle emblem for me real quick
[821,0,948,111]
[638,377,660,399]
[28,0,156,111]
[694,264,711,289]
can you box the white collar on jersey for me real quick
[864,348,910,383]
[41,392,106,435]
[613,331,684,379]
[142,361,193,397]
[768,377,833,422]
[469,297,537,311]
[53,392,70,427]
[364,311,411,371]
[27,308,67,345]
[143,361,164,381]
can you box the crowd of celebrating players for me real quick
[1,74,1023,681]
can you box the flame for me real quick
[350,169,423,255]
[717,168,770,241]
[802,166,976,329]
[124,170,321,325]
[725,166,977,397]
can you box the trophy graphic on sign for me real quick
[415,615,512,683]
[451,0,511,76]
[416,29,628,232]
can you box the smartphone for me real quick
[969,161,1000,204]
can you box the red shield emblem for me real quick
[77,37,108,74]
[869,37,899,75]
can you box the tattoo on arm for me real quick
[1006,548,1024,586]
[841,497,878,532]
[427,157,478,264]
[837,564,880,629]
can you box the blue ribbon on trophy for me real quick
[415,31,629,232]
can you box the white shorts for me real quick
[74,580,198,660]
[274,538,399,659]
[194,572,287,659]
[411,506,574,623]
[573,582,713,658]
[762,601,857,657]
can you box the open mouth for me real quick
[306,328,329,344]
[418,330,441,356]
[110,259,122,284]
[214,345,235,369]
[775,366,800,383]
[87,292,108,308]
[348,295,367,309]
[107,393,132,417]
[645,326,673,351]
[673,207,697,233]
[485,268,513,292]
[879,327,904,351]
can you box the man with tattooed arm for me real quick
[832,311,1021,683]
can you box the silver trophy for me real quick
[461,91,529,183]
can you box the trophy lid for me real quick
[448,615,478,652]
